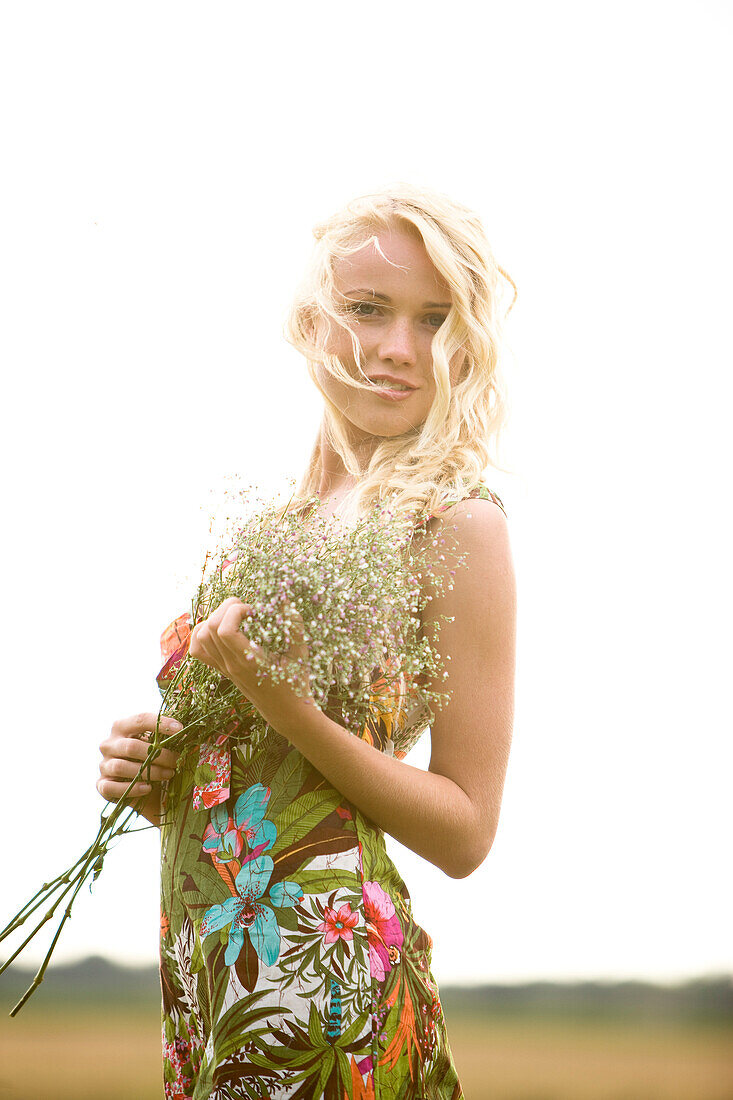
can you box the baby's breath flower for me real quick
[184,488,465,734]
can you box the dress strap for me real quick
[423,483,507,523]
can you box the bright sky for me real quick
[1,1,731,987]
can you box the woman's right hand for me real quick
[97,712,182,826]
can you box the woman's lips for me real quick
[370,386,415,401]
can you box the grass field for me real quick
[1,1002,731,1100]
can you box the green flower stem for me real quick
[9,849,108,1017]
[2,800,141,1013]
[0,807,116,943]
[0,853,91,940]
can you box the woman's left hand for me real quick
[188,597,317,728]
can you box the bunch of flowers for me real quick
[0,486,466,1014]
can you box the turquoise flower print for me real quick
[202,782,276,865]
[199,855,303,967]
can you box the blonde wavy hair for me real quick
[282,181,517,527]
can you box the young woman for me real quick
[97,183,517,1100]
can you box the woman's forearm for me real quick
[188,600,497,877]
[261,694,489,878]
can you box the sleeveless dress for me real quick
[157,484,506,1100]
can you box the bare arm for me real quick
[190,497,516,877]
[276,499,515,876]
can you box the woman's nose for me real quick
[377,317,417,366]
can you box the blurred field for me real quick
[445,1013,733,1100]
[1,1002,732,1100]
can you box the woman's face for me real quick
[316,221,464,448]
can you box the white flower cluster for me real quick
[188,493,466,735]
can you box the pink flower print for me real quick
[317,902,359,945]
[162,1032,193,1099]
[362,881,404,982]
[202,805,240,865]
[192,734,232,810]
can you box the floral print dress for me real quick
[157,484,506,1100]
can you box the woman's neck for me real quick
[314,478,356,520]
[316,421,363,510]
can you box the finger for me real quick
[100,754,176,784]
[211,596,247,619]
[144,744,180,770]
[198,603,253,671]
[189,621,223,664]
[218,602,259,652]
[100,737,179,775]
[124,741,178,778]
[111,712,184,740]
[194,598,245,642]
[189,622,228,673]
[101,735,174,765]
[120,735,180,770]
[97,777,152,803]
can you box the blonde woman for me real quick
[98,183,517,1099]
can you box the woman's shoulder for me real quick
[415,481,514,619]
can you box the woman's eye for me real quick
[344,304,447,328]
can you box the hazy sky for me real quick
[1,1,731,986]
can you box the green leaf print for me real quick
[307,1001,326,1048]
[191,1059,214,1100]
[334,1045,352,1084]
[189,934,204,975]
[269,789,343,858]
[270,904,299,932]
[189,861,232,903]
[194,763,217,787]
[164,1014,175,1044]
[196,968,211,1037]
[258,747,306,818]
[313,1050,337,1097]
[338,1010,370,1047]
[276,785,341,830]
[213,990,288,1064]
[287,867,361,895]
